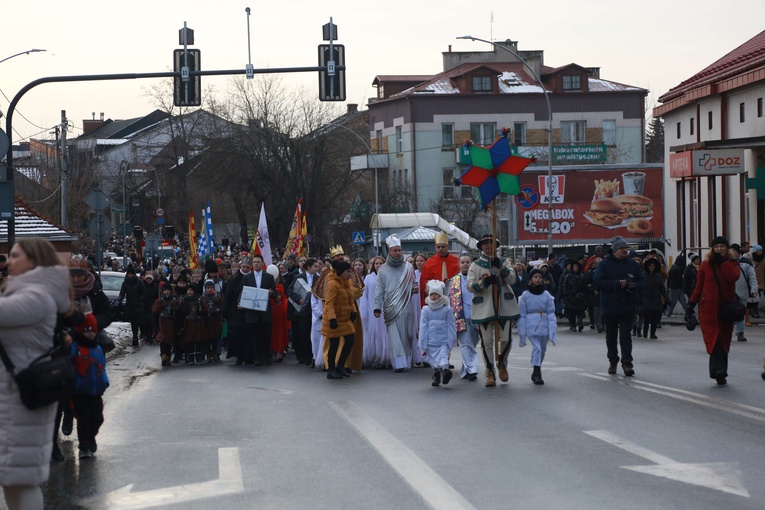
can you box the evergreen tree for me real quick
[645,117,665,163]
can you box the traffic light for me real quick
[173,49,201,107]
[133,226,144,240]
[318,44,345,102]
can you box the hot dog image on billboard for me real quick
[516,167,662,242]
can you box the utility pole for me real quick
[60,110,68,227]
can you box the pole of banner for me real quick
[491,200,500,359]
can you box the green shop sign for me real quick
[552,144,607,163]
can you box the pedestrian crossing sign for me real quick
[352,231,365,245]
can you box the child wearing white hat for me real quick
[418,280,457,387]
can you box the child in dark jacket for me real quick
[70,313,109,459]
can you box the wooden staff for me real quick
[491,200,500,359]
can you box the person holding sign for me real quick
[240,254,278,366]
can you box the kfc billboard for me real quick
[516,166,663,242]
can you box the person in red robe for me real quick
[420,231,460,306]
[267,264,290,362]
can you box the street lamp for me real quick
[322,121,382,254]
[456,36,554,256]
[0,49,46,66]
[148,167,161,236]
[1,48,46,248]
[119,161,130,269]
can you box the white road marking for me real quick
[584,430,749,497]
[330,400,477,510]
[580,373,765,423]
[79,447,245,509]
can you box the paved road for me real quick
[15,321,765,510]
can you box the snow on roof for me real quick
[418,78,460,94]
[96,139,128,146]
[497,71,545,93]
[588,78,643,92]
[0,197,78,241]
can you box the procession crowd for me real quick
[1,230,763,510]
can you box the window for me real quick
[472,76,492,92]
[677,122,681,139]
[708,111,713,130]
[470,122,496,145]
[758,98,763,118]
[740,102,746,123]
[513,122,526,146]
[562,75,581,91]
[441,124,454,148]
[602,120,616,146]
[690,118,694,136]
[443,168,472,200]
[395,126,403,153]
[443,168,455,199]
[560,120,586,144]
[376,130,383,153]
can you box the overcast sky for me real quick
[3,0,763,143]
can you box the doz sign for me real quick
[692,149,744,176]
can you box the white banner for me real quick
[257,202,272,265]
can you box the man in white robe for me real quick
[374,236,415,371]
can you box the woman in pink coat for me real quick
[688,236,740,385]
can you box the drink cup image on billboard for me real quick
[622,172,645,195]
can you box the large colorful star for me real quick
[457,135,535,207]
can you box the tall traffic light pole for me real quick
[4,21,345,248]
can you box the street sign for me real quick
[84,189,110,211]
[157,216,165,225]
[515,184,540,210]
[88,214,111,240]
[110,206,124,214]
[156,208,165,217]
[352,231,365,245]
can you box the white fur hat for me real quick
[426,279,445,297]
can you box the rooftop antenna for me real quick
[245,7,254,79]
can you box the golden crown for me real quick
[434,231,449,245]
[67,254,89,272]
[329,245,345,258]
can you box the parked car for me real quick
[102,252,127,271]
[99,270,127,321]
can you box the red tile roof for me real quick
[659,30,765,103]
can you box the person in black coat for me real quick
[641,258,669,339]
[118,265,146,346]
[241,254,278,365]
[140,272,160,343]
[223,265,247,362]
[561,261,586,331]
[287,258,321,365]
[594,237,644,377]
[683,253,700,300]
[666,255,687,317]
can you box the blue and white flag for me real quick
[205,202,214,256]
[197,227,209,261]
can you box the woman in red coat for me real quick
[688,236,740,385]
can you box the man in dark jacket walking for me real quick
[594,237,644,377]
[119,265,146,346]
[666,255,687,317]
